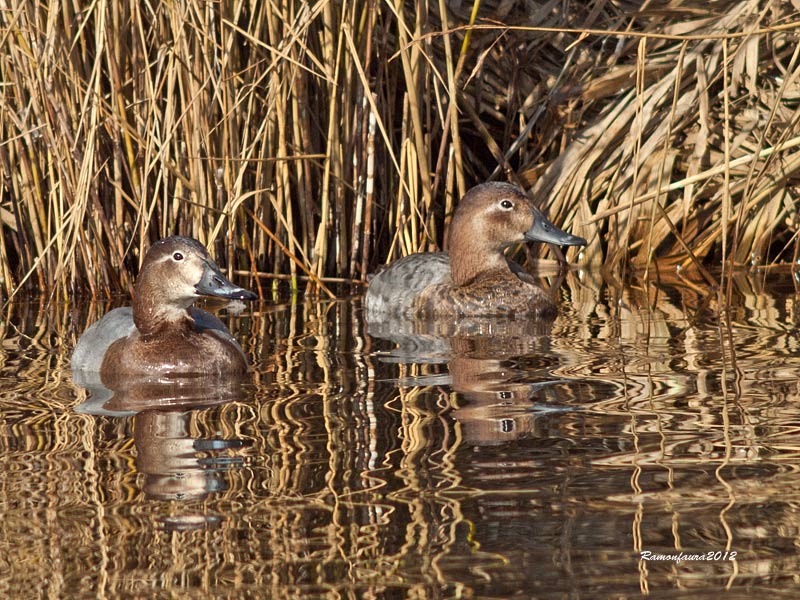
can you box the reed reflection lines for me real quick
[6,270,800,595]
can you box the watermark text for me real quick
[640,550,737,564]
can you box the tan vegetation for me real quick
[1,0,799,299]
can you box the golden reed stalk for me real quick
[1,1,798,299]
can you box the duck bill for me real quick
[195,261,258,301]
[525,207,587,246]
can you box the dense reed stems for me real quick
[1,0,799,299]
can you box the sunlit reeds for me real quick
[1,0,799,299]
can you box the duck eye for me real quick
[172,252,184,261]
[499,199,514,210]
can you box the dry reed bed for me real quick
[0,0,798,299]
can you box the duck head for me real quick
[446,182,586,285]
[132,236,257,335]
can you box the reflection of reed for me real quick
[8,273,800,595]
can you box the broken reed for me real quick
[1,0,799,301]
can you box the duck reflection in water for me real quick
[368,315,581,447]
[74,375,253,519]
[445,335,578,446]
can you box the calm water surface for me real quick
[3,270,800,599]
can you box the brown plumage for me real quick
[365,182,586,318]
[72,236,257,383]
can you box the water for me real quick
[3,270,800,599]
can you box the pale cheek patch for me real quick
[163,278,201,308]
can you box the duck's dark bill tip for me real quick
[561,233,587,247]
[195,268,258,301]
[525,217,587,247]
[195,283,258,301]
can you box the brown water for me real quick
[3,270,800,599]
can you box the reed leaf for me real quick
[0,0,798,299]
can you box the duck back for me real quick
[365,252,451,316]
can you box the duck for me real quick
[365,182,586,318]
[71,236,257,381]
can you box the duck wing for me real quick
[365,252,451,317]
[71,307,138,372]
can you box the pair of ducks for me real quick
[72,183,585,380]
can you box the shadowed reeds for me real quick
[1,0,799,299]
